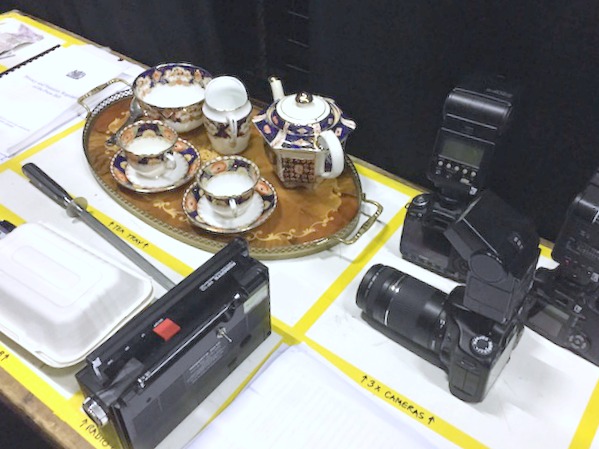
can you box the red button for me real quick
[153,318,181,341]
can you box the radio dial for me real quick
[83,397,109,427]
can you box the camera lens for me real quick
[356,264,448,352]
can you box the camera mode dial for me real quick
[412,194,429,208]
[568,331,590,353]
[470,335,494,357]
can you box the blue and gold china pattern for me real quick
[182,178,277,234]
[252,96,355,151]
[204,115,251,139]
[197,156,259,210]
[110,139,201,193]
[117,120,178,151]
[133,63,213,132]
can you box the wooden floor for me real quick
[0,403,53,449]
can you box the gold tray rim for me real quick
[82,90,374,260]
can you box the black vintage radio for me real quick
[76,238,271,449]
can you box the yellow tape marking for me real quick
[355,161,423,198]
[569,379,599,449]
[1,11,84,46]
[88,207,193,277]
[303,337,489,449]
[293,207,407,335]
[0,205,26,226]
[0,63,7,73]
[201,340,286,431]
[0,121,85,173]
[539,244,552,260]
[0,342,114,449]
[5,150,193,278]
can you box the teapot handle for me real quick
[317,130,345,179]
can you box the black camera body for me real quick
[76,239,271,449]
[360,191,539,402]
[446,191,540,323]
[525,169,599,365]
[358,268,524,403]
[401,74,519,282]
[401,192,469,281]
[440,288,524,402]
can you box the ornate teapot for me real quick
[252,76,356,188]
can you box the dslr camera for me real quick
[525,169,599,365]
[359,191,539,402]
[400,73,519,282]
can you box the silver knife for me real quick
[21,163,176,291]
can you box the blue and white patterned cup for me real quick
[197,156,260,218]
[116,120,178,178]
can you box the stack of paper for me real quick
[185,345,437,449]
[0,44,140,158]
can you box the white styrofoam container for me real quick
[0,222,154,367]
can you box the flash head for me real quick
[445,190,540,323]
[428,73,519,198]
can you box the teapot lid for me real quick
[276,92,331,125]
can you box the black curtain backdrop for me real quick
[1,1,599,447]
[3,0,599,242]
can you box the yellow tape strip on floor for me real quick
[304,337,489,449]
[569,379,599,449]
[1,11,84,46]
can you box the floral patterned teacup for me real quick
[197,156,260,218]
[116,120,178,178]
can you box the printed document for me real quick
[186,344,437,449]
[0,44,135,157]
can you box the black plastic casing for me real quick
[445,190,540,323]
[401,192,469,282]
[428,73,518,198]
[356,265,524,403]
[76,238,271,449]
[400,73,520,281]
[525,169,599,366]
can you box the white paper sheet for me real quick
[186,344,437,449]
[0,44,136,157]
[0,18,63,67]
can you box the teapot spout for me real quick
[268,76,285,101]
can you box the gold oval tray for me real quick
[82,90,381,259]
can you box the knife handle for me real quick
[22,163,73,208]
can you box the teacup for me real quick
[202,76,253,155]
[116,120,178,178]
[132,63,212,133]
[197,156,260,218]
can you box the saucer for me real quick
[183,178,277,234]
[110,138,201,193]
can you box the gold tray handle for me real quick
[330,195,383,245]
[77,78,131,117]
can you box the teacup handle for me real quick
[228,197,239,217]
[317,130,345,179]
[227,115,238,147]
[164,150,177,170]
